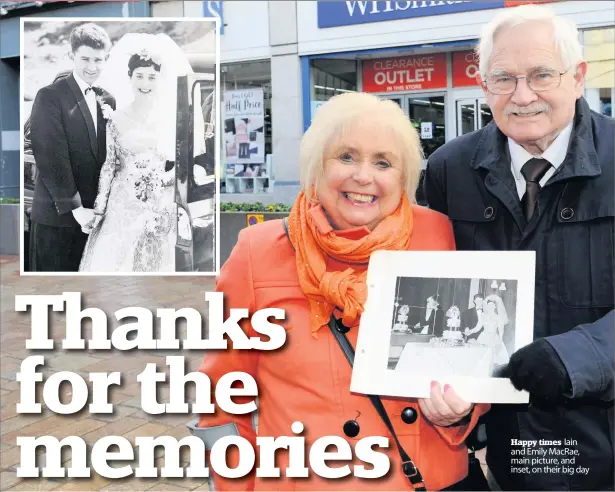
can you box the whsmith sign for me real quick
[317,1,535,28]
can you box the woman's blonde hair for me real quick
[300,92,424,203]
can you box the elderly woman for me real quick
[195,92,487,490]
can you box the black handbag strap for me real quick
[328,316,427,491]
[282,218,426,491]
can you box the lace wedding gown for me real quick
[80,111,176,272]
[477,315,510,366]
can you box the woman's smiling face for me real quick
[131,66,159,99]
[316,118,404,231]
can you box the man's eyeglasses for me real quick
[485,68,572,95]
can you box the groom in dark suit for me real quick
[408,295,444,335]
[29,23,115,271]
[462,294,484,340]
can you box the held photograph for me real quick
[351,250,536,404]
[20,18,220,275]
[388,276,518,378]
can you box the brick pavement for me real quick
[1,255,215,491]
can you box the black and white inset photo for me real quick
[388,276,518,378]
[21,18,219,275]
[350,250,536,404]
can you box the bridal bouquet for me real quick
[133,169,163,203]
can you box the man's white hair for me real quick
[477,4,583,78]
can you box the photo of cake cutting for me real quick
[388,276,518,378]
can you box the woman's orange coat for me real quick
[198,205,489,491]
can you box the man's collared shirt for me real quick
[508,121,573,199]
[73,71,98,135]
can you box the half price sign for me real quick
[362,53,447,93]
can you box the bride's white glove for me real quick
[81,211,104,234]
[73,207,95,228]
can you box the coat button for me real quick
[484,207,494,219]
[560,207,574,220]
[401,407,418,424]
[402,461,418,477]
[343,420,360,437]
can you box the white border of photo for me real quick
[351,250,536,404]
[19,17,221,276]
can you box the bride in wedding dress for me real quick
[79,33,206,272]
[465,294,510,369]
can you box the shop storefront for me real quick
[299,0,614,188]
[363,49,493,157]
[305,43,494,179]
[185,0,274,194]
[219,60,273,193]
[190,0,614,201]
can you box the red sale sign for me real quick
[362,53,447,93]
[452,50,481,88]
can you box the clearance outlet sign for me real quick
[362,53,447,93]
[452,50,481,87]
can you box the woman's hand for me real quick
[418,381,474,427]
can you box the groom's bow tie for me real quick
[85,86,103,96]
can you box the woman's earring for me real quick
[308,188,320,204]
[308,183,321,204]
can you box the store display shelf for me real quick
[223,176,274,194]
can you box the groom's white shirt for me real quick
[73,71,98,135]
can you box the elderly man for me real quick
[424,5,613,491]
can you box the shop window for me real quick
[583,28,614,117]
[221,60,272,193]
[221,60,272,154]
[310,58,358,110]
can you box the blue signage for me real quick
[204,0,224,35]
[317,1,506,28]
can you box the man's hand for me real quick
[419,381,474,427]
[72,207,96,228]
[501,339,572,399]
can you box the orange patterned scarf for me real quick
[287,190,414,337]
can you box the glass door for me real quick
[478,98,493,129]
[406,94,446,160]
[456,98,477,137]
[379,94,446,158]
[376,93,447,206]
[456,97,493,136]
[380,94,404,109]
[378,94,447,159]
